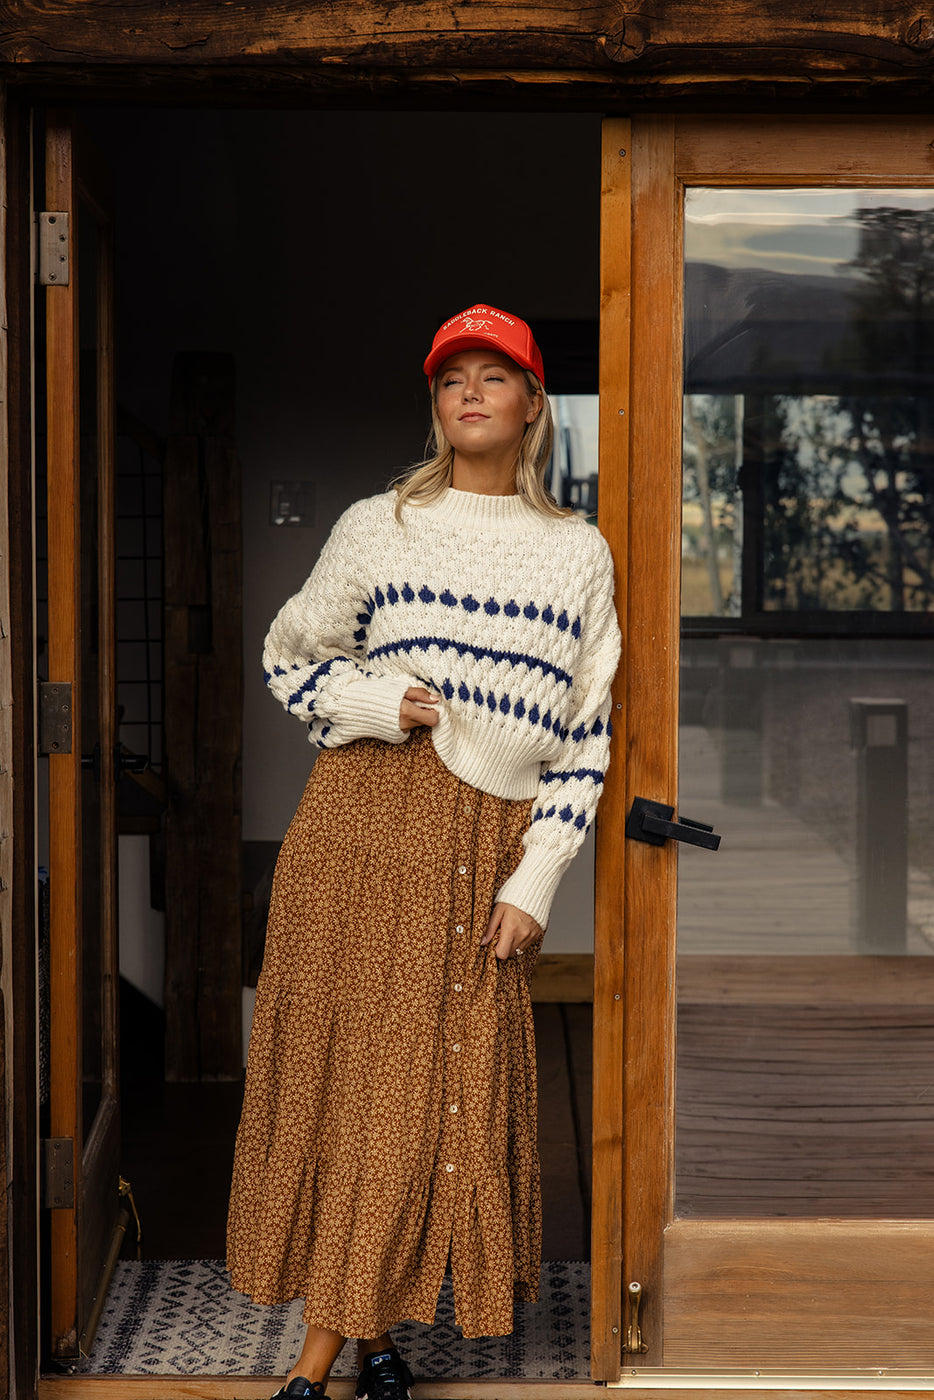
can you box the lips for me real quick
[459,412,489,422]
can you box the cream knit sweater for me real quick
[263,487,621,928]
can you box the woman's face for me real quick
[435,349,541,464]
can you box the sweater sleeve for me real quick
[495,540,621,928]
[262,501,417,749]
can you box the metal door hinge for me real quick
[38,211,70,286]
[624,1280,648,1355]
[42,1137,75,1209]
[39,681,73,755]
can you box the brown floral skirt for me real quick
[226,728,541,1338]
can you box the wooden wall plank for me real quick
[592,114,631,1385]
[5,0,934,79]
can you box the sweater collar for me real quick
[420,485,544,532]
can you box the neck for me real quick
[451,452,519,497]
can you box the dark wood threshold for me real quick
[38,1379,602,1398]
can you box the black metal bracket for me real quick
[625,796,721,851]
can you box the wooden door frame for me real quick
[13,91,934,1400]
[616,111,934,1379]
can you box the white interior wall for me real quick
[96,107,602,957]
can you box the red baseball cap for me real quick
[424,304,545,387]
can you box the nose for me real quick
[462,380,481,401]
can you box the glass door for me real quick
[600,115,934,1381]
[42,109,122,1361]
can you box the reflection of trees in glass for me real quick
[763,206,934,612]
[682,395,740,615]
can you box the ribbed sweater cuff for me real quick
[496,842,570,930]
[332,673,413,744]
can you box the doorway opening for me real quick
[40,105,605,1380]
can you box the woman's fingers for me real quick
[481,904,505,947]
[399,687,441,731]
[482,901,543,960]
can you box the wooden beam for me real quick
[591,114,631,1385]
[0,77,13,1400]
[163,352,243,1081]
[4,0,934,80]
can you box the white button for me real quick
[452,1043,461,1053]
[445,1163,455,1173]
[450,1104,458,1113]
[458,865,467,875]
[454,982,463,992]
[455,924,465,934]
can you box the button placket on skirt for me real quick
[437,779,479,1214]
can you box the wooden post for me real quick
[850,697,908,954]
[164,353,243,1080]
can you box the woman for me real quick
[227,304,621,1400]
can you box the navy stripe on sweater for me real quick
[367,635,573,690]
[369,583,582,639]
[541,767,604,786]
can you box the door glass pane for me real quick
[677,189,934,1218]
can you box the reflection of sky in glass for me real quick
[686,188,934,277]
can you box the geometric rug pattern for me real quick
[76,1259,590,1380]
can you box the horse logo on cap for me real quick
[462,317,494,332]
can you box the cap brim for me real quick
[424,336,532,383]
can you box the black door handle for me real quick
[625,796,721,851]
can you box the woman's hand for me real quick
[481,901,543,961]
[399,686,441,731]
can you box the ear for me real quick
[525,388,543,425]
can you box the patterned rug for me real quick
[76,1259,590,1379]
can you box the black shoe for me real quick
[354,1347,414,1400]
[271,1379,330,1400]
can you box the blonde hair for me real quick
[392,368,571,522]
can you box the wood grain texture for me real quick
[678,955,934,1005]
[0,78,12,1400]
[621,113,681,1369]
[163,353,243,1081]
[45,108,125,1363]
[45,107,82,1360]
[37,1381,605,1400]
[675,113,934,181]
[676,1003,934,1218]
[592,115,631,1385]
[665,1219,934,1368]
[5,0,934,80]
[35,1377,934,1399]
